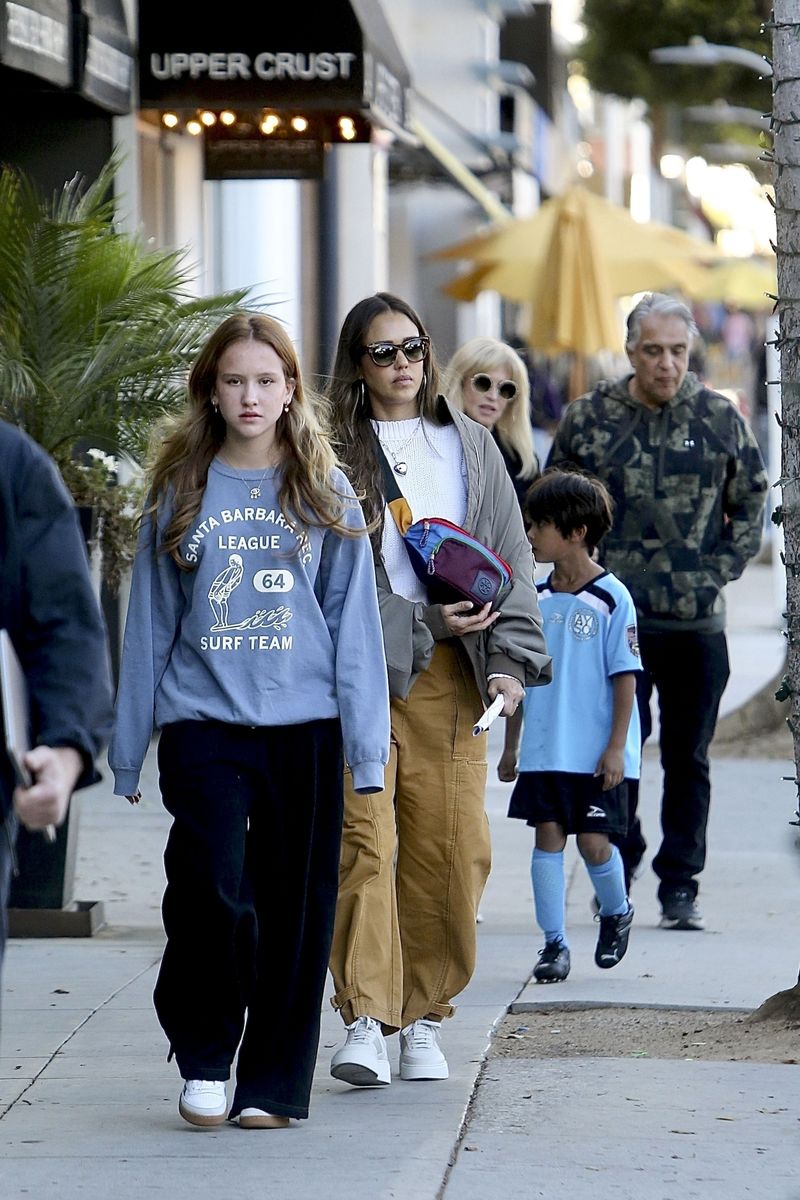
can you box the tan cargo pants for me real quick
[329,641,491,1033]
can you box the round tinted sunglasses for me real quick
[471,373,517,401]
[362,336,430,367]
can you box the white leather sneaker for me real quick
[399,1019,449,1080]
[330,1015,391,1086]
[178,1079,227,1126]
[237,1108,290,1129]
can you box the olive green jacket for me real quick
[548,372,769,633]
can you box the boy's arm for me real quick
[594,672,637,791]
[497,707,524,783]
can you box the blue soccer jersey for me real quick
[517,570,642,778]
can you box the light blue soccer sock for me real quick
[531,847,567,946]
[586,844,629,916]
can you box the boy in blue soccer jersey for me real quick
[499,467,641,982]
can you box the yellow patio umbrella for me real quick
[441,245,710,307]
[529,187,619,356]
[433,186,720,354]
[685,255,777,310]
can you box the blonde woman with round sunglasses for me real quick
[444,337,539,505]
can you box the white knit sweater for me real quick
[372,417,467,602]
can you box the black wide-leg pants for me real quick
[154,718,343,1121]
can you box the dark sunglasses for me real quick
[471,373,517,401]
[361,336,430,367]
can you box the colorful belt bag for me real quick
[372,427,513,611]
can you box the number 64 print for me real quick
[254,569,294,593]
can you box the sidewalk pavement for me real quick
[2,560,798,1200]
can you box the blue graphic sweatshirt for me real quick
[109,459,390,796]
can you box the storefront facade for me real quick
[0,0,133,190]
[134,2,412,373]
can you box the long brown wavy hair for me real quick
[325,292,443,542]
[144,311,358,568]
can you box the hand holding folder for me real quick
[472,693,506,736]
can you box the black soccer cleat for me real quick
[533,938,571,983]
[594,902,634,969]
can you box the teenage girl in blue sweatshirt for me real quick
[110,312,389,1131]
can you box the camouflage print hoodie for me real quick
[547,372,769,633]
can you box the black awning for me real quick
[137,1,410,132]
[0,0,71,88]
[75,0,134,114]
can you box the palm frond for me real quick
[0,156,258,587]
[0,156,252,472]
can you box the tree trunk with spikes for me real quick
[766,1,800,1017]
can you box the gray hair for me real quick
[625,293,699,351]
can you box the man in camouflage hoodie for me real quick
[548,293,768,930]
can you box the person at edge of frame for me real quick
[0,418,114,1026]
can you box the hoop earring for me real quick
[357,379,368,410]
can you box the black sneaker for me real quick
[533,939,570,983]
[594,902,634,968]
[660,889,704,930]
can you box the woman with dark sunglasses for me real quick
[444,336,539,506]
[324,292,551,1091]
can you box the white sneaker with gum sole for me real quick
[330,1015,391,1086]
[399,1019,449,1081]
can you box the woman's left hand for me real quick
[487,675,524,715]
[441,600,499,637]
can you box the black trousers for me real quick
[613,629,730,904]
[154,718,344,1121]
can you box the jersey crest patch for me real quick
[569,607,599,641]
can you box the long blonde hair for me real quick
[145,312,358,568]
[443,337,538,480]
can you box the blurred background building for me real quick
[0,0,777,450]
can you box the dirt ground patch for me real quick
[490,1006,800,1065]
[488,691,800,1068]
[491,720,800,1067]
